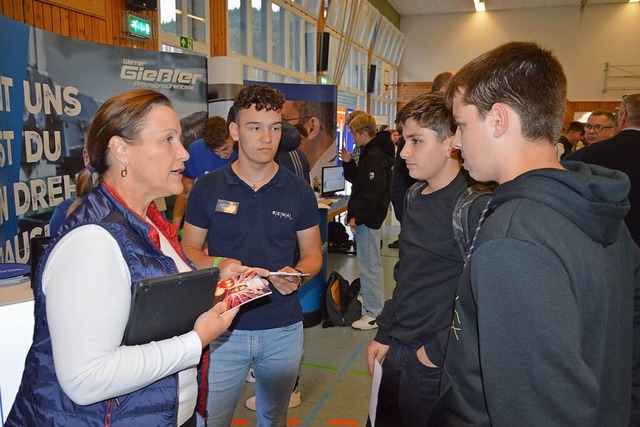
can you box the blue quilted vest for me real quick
[7,184,189,427]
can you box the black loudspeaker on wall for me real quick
[125,0,157,11]
[317,32,330,72]
[367,64,377,94]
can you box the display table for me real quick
[0,281,34,423]
[297,196,349,327]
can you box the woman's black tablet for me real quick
[122,268,219,346]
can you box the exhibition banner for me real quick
[0,15,207,264]
[246,81,339,190]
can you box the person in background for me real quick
[346,109,367,165]
[180,111,208,149]
[388,71,455,249]
[181,85,322,426]
[390,129,401,146]
[565,110,616,161]
[340,112,394,330]
[172,116,237,228]
[368,92,489,425]
[282,100,337,189]
[7,89,246,427]
[555,120,584,159]
[275,120,311,185]
[584,110,617,146]
[430,41,640,426]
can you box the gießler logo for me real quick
[120,58,203,90]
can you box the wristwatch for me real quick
[294,268,306,288]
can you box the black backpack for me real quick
[327,220,352,250]
[452,184,493,259]
[321,271,362,328]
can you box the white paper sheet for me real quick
[369,358,383,425]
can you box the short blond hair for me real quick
[349,113,377,137]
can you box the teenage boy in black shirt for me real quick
[367,92,488,425]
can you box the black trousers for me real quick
[368,339,442,427]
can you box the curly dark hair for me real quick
[227,85,284,124]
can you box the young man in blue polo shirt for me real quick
[181,85,322,426]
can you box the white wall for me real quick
[399,3,640,102]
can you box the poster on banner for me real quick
[245,81,339,192]
[0,15,207,265]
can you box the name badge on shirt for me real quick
[215,199,239,214]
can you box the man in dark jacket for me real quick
[575,93,640,247]
[430,41,640,426]
[340,111,394,330]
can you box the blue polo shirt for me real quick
[183,138,237,180]
[186,162,319,330]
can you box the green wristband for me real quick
[212,257,226,268]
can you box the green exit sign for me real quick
[319,75,329,85]
[180,36,194,50]
[127,14,152,38]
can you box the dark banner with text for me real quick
[0,15,207,264]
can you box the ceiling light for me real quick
[475,1,486,12]
[629,0,639,3]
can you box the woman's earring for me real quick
[121,163,128,178]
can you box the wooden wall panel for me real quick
[397,82,621,134]
[59,8,69,36]
[45,0,105,18]
[210,0,228,56]
[570,101,620,113]
[396,82,430,111]
[1,0,157,50]
[68,10,78,38]
[24,0,35,26]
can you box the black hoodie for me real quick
[435,162,640,426]
[343,131,394,229]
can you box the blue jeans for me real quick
[371,340,442,427]
[205,322,303,427]
[354,224,384,318]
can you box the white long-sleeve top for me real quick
[43,224,201,425]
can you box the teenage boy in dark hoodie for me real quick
[340,112,394,330]
[430,41,640,426]
[367,92,489,425]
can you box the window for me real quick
[159,0,209,55]
[252,0,267,61]
[272,3,285,67]
[232,0,318,84]
[228,0,248,55]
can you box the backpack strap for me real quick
[453,184,493,259]
[404,181,428,212]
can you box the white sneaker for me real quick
[245,368,255,383]
[351,315,378,330]
[245,384,301,411]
